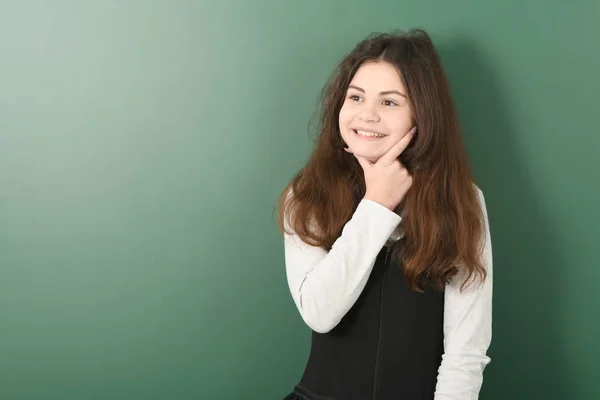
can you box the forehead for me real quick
[349,61,405,91]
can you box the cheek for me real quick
[338,108,353,135]
[338,106,350,126]
[387,112,413,134]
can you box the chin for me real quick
[353,151,381,162]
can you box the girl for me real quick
[278,29,492,400]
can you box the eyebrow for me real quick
[348,84,406,98]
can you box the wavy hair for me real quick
[277,29,486,292]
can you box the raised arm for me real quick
[284,198,401,333]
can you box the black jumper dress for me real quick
[283,239,445,400]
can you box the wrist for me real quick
[363,195,396,212]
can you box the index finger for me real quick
[378,128,415,164]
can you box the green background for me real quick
[0,1,598,399]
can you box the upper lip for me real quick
[352,128,387,135]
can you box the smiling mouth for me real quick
[353,129,386,138]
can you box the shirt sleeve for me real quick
[283,198,402,333]
[434,187,493,399]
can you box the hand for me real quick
[347,127,416,211]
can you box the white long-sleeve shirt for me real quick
[283,187,493,400]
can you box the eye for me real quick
[348,94,363,102]
[382,99,398,106]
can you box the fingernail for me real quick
[410,126,417,135]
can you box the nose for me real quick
[358,104,380,122]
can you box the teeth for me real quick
[356,130,385,138]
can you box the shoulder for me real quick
[281,186,318,236]
[472,182,485,202]
[471,183,489,220]
[281,186,297,232]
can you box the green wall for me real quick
[0,1,598,399]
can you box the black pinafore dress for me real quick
[283,240,445,400]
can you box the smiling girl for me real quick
[279,29,493,400]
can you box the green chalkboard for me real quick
[0,1,597,399]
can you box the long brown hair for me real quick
[277,29,486,292]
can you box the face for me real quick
[338,61,414,163]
